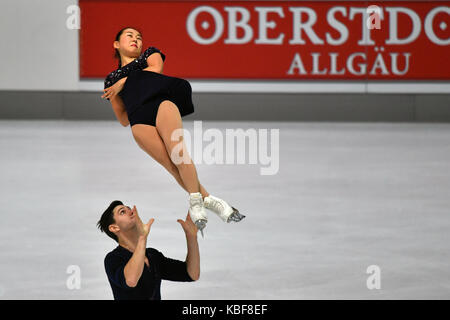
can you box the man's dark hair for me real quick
[97,200,123,243]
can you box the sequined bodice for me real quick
[104,46,166,89]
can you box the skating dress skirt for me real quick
[104,46,194,127]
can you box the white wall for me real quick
[0,0,79,91]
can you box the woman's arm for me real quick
[142,52,164,73]
[110,95,130,127]
[103,77,129,126]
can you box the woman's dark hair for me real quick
[114,26,143,68]
[97,200,123,243]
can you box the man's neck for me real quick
[118,230,141,252]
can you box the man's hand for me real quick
[177,212,198,239]
[133,205,154,238]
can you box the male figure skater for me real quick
[97,200,200,300]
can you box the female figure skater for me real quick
[101,27,245,237]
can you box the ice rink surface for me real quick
[0,120,449,299]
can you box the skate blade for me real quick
[227,207,246,223]
[195,220,207,238]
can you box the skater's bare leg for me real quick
[131,123,209,199]
[156,100,203,194]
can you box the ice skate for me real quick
[203,195,246,223]
[189,192,208,237]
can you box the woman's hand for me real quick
[102,77,126,100]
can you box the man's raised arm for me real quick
[177,212,200,281]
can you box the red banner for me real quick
[80,1,450,80]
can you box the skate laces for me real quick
[189,194,203,208]
[208,197,225,213]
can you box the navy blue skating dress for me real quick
[104,46,194,127]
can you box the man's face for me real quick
[110,204,137,234]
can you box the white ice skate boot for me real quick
[203,195,245,223]
[189,192,208,237]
